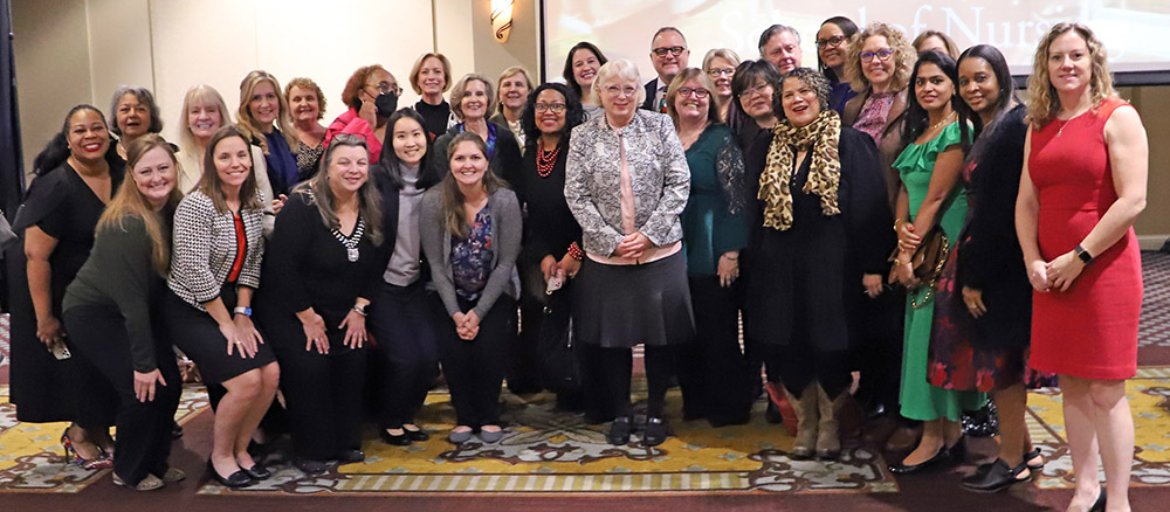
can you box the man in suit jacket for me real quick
[641,27,690,112]
[759,24,803,74]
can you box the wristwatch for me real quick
[233,306,253,317]
[352,303,368,317]
[1074,245,1093,265]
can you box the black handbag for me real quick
[536,290,581,394]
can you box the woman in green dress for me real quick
[887,50,986,474]
[666,68,752,427]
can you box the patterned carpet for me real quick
[0,251,1168,496]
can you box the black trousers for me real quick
[369,281,439,429]
[63,305,181,486]
[677,276,752,424]
[435,295,515,428]
[850,288,905,410]
[510,258,546,394]
[269,333,366,461]
[594,344,676,419]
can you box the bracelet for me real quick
[233,306,252,318]
[893,218,906,233]
[567,242,584,261]
[722,254,739,261]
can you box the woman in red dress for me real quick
[1017,23,1147,512]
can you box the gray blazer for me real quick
[420,186,522,320]
[564,110,690,256]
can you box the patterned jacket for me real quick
[565,110,690,256]
[168,190,265,310]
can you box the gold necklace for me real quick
[929,111,956,132]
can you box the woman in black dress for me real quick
[744,68,891,459]
[410,53,455,141]
[9,104,122,468]
[165,125,279,488]
[62,134,185,491]
[515,83,586,408]
[369,109,444,446]
[256,134,385,474]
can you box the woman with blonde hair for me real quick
[431,74,523,188]
[176,85,275,204]
[1017,22,1147,511]
[700,49,741,122]
[491,66,534,152]
[285,77,328,179]
[237,70,299,197]
[62,134,185,491]
[410,52,456,141]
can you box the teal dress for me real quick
[681,124,748,275]
[891,122,986,422]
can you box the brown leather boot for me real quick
[816,386,846,460]
[784,386,819,459]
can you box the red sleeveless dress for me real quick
[1027,97,1142,380]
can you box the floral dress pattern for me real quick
[452,205,494,301]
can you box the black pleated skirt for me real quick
[572,251,694,348]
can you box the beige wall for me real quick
[11,1,1169,240]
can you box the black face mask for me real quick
[375,91,399,118]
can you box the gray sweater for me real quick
[419,186,521,320]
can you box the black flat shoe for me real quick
[1089,489,1107,512]
[643,417,668,447]
[294,459,329,476]
[608,417,632,445]
[888,446,949,475]
[335,449,365,464]
[241,463,271,480]
[171,421,184,439]
[403,425,430,442]
[1024,447,1045,471]
[961,459,1030,493]
[380,429,412,446]
[207,460,254,488]
[946,438,967,464]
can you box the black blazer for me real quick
[640,79,660,111]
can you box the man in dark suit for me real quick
[641,27,690,112]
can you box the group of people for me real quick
[4,14,1146,512]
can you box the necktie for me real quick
[657,86,668,113]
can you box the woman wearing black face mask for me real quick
[325,64,401,166]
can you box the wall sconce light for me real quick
[491,0,514,43]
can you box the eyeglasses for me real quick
[706,67,735,78]
[534,102,567,113]
[603,85,638,98]
[816,35,847,49]
[676,87,710,99]
[741,82,772,98]
[367,81,403,96]
[860,49,895,62]
[652,46,686,57]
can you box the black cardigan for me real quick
[955,105,1031,348]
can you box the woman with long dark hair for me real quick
[369,108,445,446]
[887,51,985,475]
[925,44,1048,492]
[562,42,609,120]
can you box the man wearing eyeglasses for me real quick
[642,27,690,112]
[758,24,803,74]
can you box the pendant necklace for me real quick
[332,216,366,262]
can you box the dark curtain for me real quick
[1,0,24,311]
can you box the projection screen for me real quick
[542,0,1170,85]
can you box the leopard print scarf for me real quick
[758,109,842,230]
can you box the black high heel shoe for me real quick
[1089,488,1107,512]
[207,460,254,488]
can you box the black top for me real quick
[63,214,169,372]
[515,141,582,261]
[430,125,524,190]
[743,127,892,350]
[955,104,1031,349]
[415,99,452,142]
[256,191,390,348]
[13,163,126,312]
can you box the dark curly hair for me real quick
[521,83,585,151]
[774,68,831,124]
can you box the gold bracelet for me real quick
[893,219,905,233]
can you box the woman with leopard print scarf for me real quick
[743,68,893,460]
